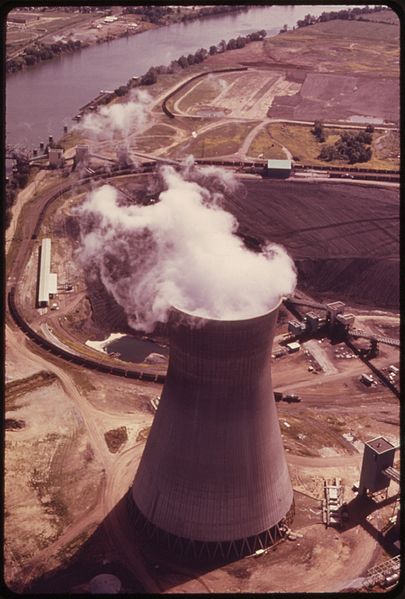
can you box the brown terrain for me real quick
[5,10,400,595]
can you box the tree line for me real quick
[296,5,388,28]
[7,38,88,73]
[312,122,375,164]
[122,5,248,26]
[114,30,266,95]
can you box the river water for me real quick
[6,4,352,152]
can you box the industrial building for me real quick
[305,311,320,333]
[358,436,397,496]
[48,147,64,168]
[336,312,355,328]
[131,304,294,559]
[326,301,345,325]
[288,320,305,336]
[75,144,89,165]
[264,159,292,179]
[286,341,300,353]
[37,238,57,307]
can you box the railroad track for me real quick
[7,160,399,383]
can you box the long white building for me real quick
[38,238,57,307]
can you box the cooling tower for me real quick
[130,301,294,559]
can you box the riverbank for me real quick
[6,5,247,74]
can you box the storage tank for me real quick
[131,300,294,559]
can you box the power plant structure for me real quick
[130,301,294,560]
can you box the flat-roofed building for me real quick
[336,313,355,328]
[264,159,292,179]
[38,238,58,307]
[286,341,300,353]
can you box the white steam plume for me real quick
[76,166,296,332]
[77,89,151,138]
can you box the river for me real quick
[6,4,353,152]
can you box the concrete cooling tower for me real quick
[130,301,294,560]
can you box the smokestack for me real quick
[131,301,294,559]
[63,125,68,134]
[48,135,53,144]
[39,142,44,150]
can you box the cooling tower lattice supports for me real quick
[131,303,294,559]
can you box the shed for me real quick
[286,341,300,353]
[38,238,58,307]
[264,159,292,179]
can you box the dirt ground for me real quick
[5,12,400,594]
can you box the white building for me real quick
[38,238,58,307]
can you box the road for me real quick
[6,321,159,592]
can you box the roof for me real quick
[267,159,292,170]
[326,301,345,311]
[367,436,395,454]
[337,313,355,323]
[38,239,57,304]
[286,341,300,350]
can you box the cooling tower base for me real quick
[127,493,294,561]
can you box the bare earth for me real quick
[5,11,400,595]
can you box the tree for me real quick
[235,36,246,48]
[115,85,128,96]
[178,55,188,68]
[209,45,217,55]
[194,48,207,63]
[311,120,325,142]
[141,67,157,85]
[319,144,337,161]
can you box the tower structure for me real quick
[131,302,294,559]
[358,436,396,496]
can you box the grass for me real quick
[134,136,174,153]
[178,121,259,158]
[247,127,287,159]
[247,123,399,169]
[176,76,228,113]
[260,123,322,164]
[142,124,177,137]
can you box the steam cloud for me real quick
[76,164,296,332]
[77,89,151,138]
